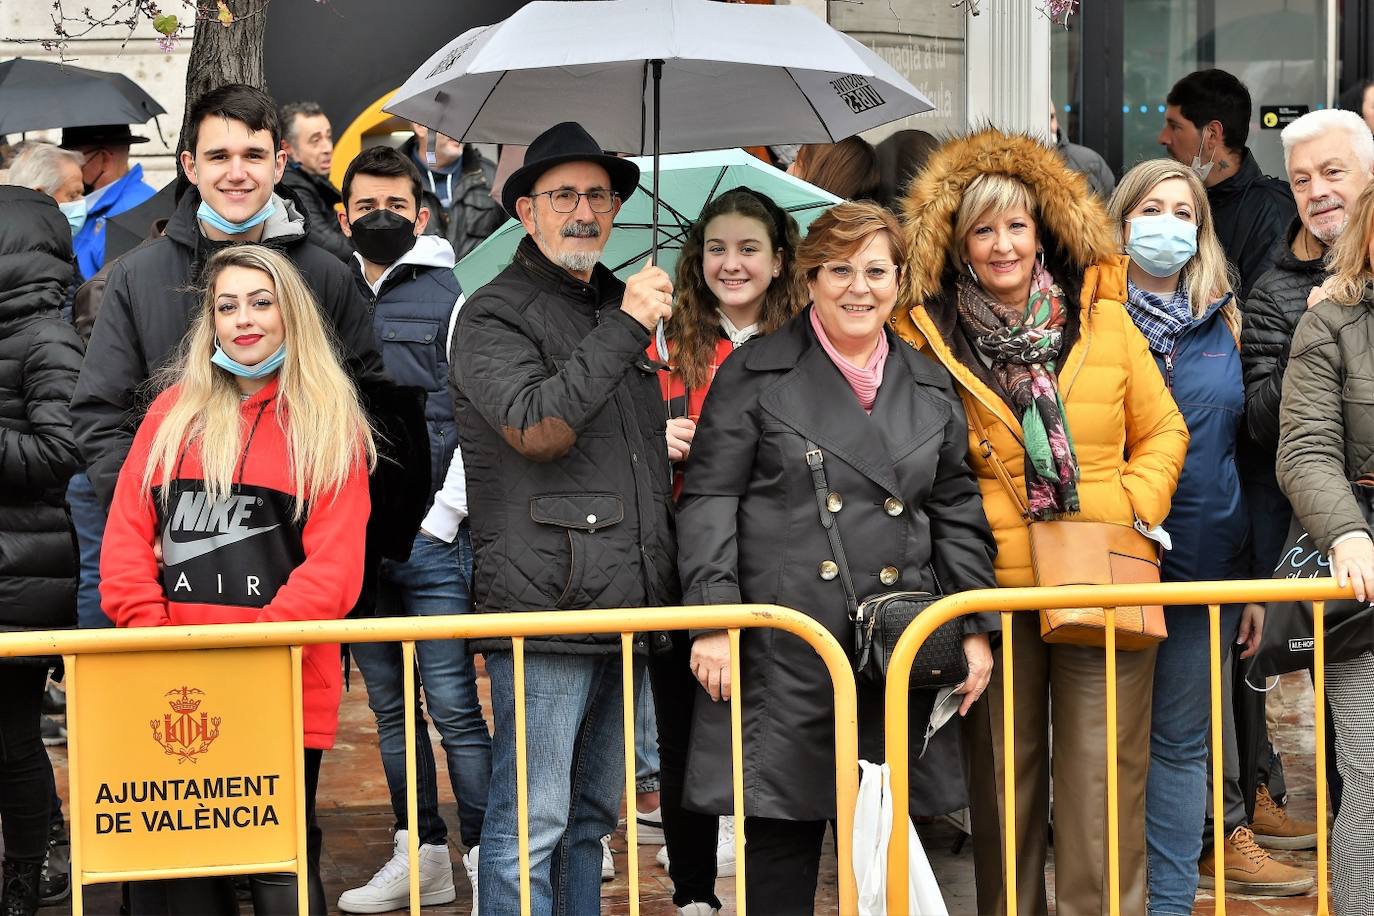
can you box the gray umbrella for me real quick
[0,58,165,136]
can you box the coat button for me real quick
[819,561,839,581]
[879,566,900,586]
[586,514,597,525]
[884,497,904,516]
[826,491,843,513]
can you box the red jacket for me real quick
[101,378,370,749]
[653,335,740,499]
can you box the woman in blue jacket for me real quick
[1108,160,1257,915]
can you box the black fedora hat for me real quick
[59,123,149,149]
[501,121,639,217]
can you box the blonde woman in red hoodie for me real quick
[101,245,375,915]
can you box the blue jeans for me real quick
[479,651,635,916]
[1146,602,1241,916]
[67,472,111,629]
[349,527,490,849]
[635,675,659,793]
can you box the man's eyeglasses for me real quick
[529,188,618,214]
[818,262,899,290]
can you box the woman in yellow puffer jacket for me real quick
[892,129,1189,916]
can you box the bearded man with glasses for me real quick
[449,121,680,913]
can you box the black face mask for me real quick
[348,209,418,265]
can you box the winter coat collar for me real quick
[86,165,155,219]
[1269,217,1327,275]
[0,188,74,327]
[511,234,624,314]
[1207,147,1268,207]
[900,129,1118,305]
[352,235,457,297]
[165,188,309,251]
[744,307,951,497]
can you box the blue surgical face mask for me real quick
[1125,213,1199,278]
[211,339,287,379]
[59,198,87,236]
[197,199,276,236]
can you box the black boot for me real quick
[38,819,70,906]
[248,824,324,915]
[2,860,42,916]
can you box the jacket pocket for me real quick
[1342,375,1374,406]
[529,493,625,607]
[379,318,443,390]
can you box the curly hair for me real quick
[668,188,803,390]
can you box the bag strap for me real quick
[805,440,862,623]
[963,392,1031,521]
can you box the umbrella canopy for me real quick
[384,0,933,153]
[454,148,841,295]
[0,58,165,136]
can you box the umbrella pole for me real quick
[651,58,669,363]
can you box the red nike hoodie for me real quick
[101,378,370,749]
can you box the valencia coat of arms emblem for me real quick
[151,687,222,763]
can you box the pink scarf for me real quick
[808,306,889,413]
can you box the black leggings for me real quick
[649,631,723,910]
[127,749,324,915]
[743,816,832,915]
[0,666,53,864]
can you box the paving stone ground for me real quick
[46,664,1329,914]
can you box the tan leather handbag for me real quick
[964,394,1166,650]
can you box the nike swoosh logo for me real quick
[162,525,280,566]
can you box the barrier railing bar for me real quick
[1105,607,1121,916]
[1208,603,1226,916]
[621,633,640,916]
[884,578,1353,915]
[1003,611,1017,916]
[67,654,84,916]
[1314,600,1329,915]
[79,861,300,883]
[403,640,420,915]
[728,627,747,916]
[292,646,309,916]
[5,606,860,914]
[514,636,531,916]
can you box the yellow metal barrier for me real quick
[883,578,1352,916]
[0,604,859,915]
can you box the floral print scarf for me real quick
[956,262,1081,519]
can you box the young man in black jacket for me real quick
[1159,69,1297,300]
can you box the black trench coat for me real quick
[677,309,998,822]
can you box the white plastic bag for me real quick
[852,760,950,916]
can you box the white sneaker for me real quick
[636,805,665,844]
[461,845,479,916]
[601,835,615,881]
[337,829,457,913]
[655,817,736,878]
[678,904,721,916]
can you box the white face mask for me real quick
[919,686,963,758]
[59,197,87,235]
[1190,129,1218,181]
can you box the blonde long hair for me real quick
[1323,181,1374,305]
[1108,159,1240,338]
[142,245,376,520]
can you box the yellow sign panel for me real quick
[72,647,299,875]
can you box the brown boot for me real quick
[1249,783,1318,850]
[1197,826,1314,897]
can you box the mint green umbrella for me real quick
[453,148,841,296]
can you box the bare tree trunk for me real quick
[175,0,269,168]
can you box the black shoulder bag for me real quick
[804,441,968,689]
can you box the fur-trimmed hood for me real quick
[900,129,1119,304]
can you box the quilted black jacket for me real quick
[450,236,678,654]
[0,187,82,635]
[1241,220,1327,454]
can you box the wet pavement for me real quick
[45,663,1329,914]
